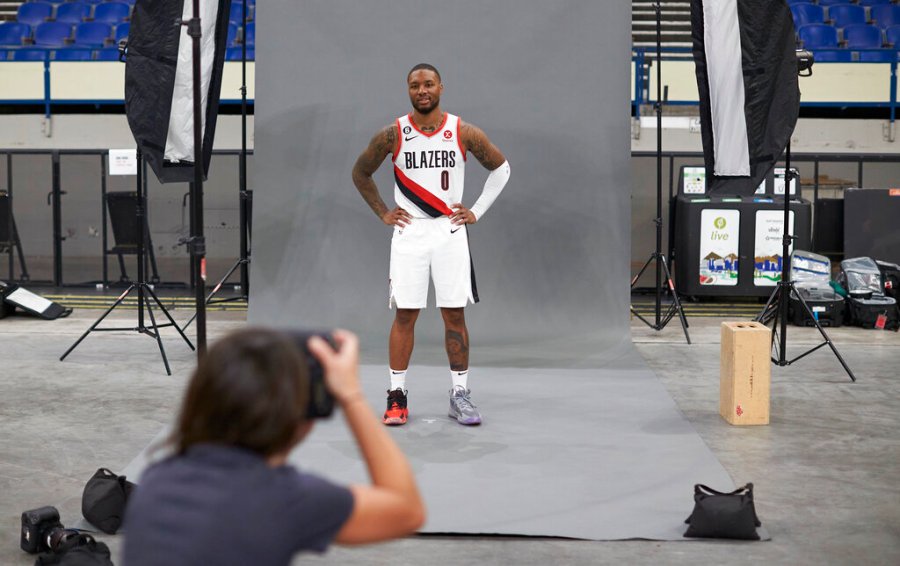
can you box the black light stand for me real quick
[630,1,691,344]
[754,140,856,381]
[183,0,250,330]
[60,150,195,375]
[184,0,208,355]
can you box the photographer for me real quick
[122,328,425,565]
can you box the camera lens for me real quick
[47,527,79,553]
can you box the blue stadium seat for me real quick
[886,25,900,46]
[225,45,254,61]
[55,47,93,61]
[33,22,72,47]
[859,0,891,6]
[229,2,248,23]
[81,0,106,4]
[799,23,840,49]
[115,22,129,44]
[791,3,826,27]
[16,2,53,28]
[12,48,50,61]
[829,4,866,28]
[93,2,130,25]
[818,0,849,6]
[55,2,91,25]
[0,50,8,61]
[94,47,121,61]
[244,22,254,46]
[812,49,854,62]
[74,22,111,47]
[0,22,31,47]
[870,5,900,29]
[844,24,883,47]
[227,22,237,46]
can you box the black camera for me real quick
[285,330,336,419]
[20,506,79,554]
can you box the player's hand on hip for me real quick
[382,207,412,227]
[450,203,476,225]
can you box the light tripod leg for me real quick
[60,284,136,361]
[660,255,691,343]
[141,286,172,376]
[181,257,247,330]
[145,284,195,351]
[790,283,857,382]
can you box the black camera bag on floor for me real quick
[789,283,844,327]
[34,533,114,566]
[838,257,900,330]
[82,468,135,534]
[876,260,900,301]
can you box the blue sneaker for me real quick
[449,386,482,425]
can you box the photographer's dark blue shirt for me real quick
[122,444,354,566]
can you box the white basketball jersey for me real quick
[392,113,466,218]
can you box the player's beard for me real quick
[413,95,440,114]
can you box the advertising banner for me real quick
[754,209,794,286]
[699,209,740,286]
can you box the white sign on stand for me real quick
[109,149,137,175]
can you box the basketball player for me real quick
[352,63,510,426]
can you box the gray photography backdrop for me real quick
[249,0,633,366]
[110,1,743,541]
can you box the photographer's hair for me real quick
[408,63,441,82]
[171,327,310,457]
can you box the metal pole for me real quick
[136,150,145,329]
[101,153,108,287]
[654,1,663,327]
[778,142,792,362]
[188,0,207,356]
[239,0,250,297]
[51,151,62,286]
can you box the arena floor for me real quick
[1,296,898,565]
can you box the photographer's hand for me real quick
[307,330,425,544]
[308,330,364,405]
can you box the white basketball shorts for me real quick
[389,216,479,309]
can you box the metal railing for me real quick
[1,147,252,288]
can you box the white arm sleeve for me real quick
[470,160,510,221]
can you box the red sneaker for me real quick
[383,389,408,425]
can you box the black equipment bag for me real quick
[789,283,844,327]
[876,260,900,301]
[82,468,136,534]
[838,257,900,330]
[684,483,761,540]
[846,294,899,331]
[34,533,114,566]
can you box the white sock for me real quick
[389,368,407,391]
[451,369,468,391]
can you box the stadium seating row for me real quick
[0,20,254,50]
[791,2,900,28]
[0,45,254,61]
[787,0,898,6]
[15,0,254,28]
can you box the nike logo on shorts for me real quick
[451,227,461,234]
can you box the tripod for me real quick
[630,1,691,344]
[183,0,251,330]
[754,142,855,382]
[61,151,195,375]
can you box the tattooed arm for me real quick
[451,122,510,224]
[460,122,506,171]
[352,124,412,226]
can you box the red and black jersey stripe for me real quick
[393,165,453,218]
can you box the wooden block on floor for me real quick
[720,321,771,425]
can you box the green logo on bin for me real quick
[714,217,726,229]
